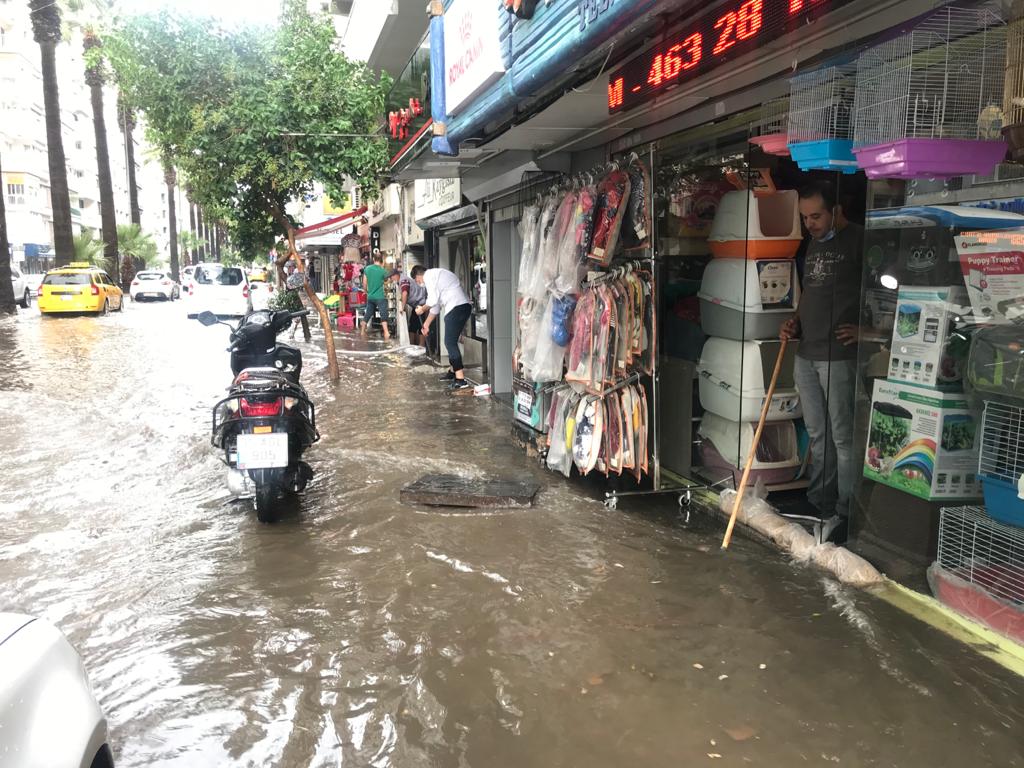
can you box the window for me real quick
[78,198,86,209]
[43,273,91,286]
[195,265,243,286]
[6,182,25,206]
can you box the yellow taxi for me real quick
[38,263,124,315]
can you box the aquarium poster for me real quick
[887,287,968,391]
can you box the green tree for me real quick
[164,160,180,281]
[29,0,75,267]
[73,229,105,264]
[106,2,390,380]
[116,224,158,288]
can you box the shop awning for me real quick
[295,206,368,240]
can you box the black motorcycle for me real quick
[197,308,319,522]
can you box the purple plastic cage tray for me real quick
[853,138,1008,180]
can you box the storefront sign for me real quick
[444,0,506,116]
[370,227,381,255]
[414,178,462,221]
[607,0,848,113]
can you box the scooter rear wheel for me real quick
[254,484,278,523]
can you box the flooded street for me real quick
[1,301,1023,767]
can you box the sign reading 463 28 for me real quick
[577,0,614,32]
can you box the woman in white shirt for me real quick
[413,265,473,391]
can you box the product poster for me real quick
[953,232,1024,323]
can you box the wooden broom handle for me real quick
[721,337,789,550]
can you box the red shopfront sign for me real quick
[607,0,848,114]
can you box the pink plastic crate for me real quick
[337,313,356,330]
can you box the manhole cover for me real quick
[401,474,540,509]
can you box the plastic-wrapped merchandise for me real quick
[530,295,569,383]
[516,202,542,297]
[589,171,632,266]
[518,296,547,380]
[623,159,651,247]
[521,195,559,301]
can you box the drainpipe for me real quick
[428,0,456,156]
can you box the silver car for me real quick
[0,614,113,768]
[9,266,32,308]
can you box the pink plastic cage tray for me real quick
[854,138,1008,180]
[750,133,791,156]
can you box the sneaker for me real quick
[448,379,470,391]
[438,370,455,381]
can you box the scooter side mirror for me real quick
[197,311,220,326]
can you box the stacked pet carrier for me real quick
[787,60,859,173]
[697,189,805,488]
[852,5,1008,179]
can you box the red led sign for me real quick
[607,0,847,113]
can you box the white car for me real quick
[185,262,251,317]
[248,278,277,311]
[130,270,180,301]
[0,614,113,768]
[9,266,32,308]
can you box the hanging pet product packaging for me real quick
[852,5,1008,179]
[887,286,970,390]
[708,190,802,259]
[588,170,631,266]
[864,380,982,501]
[698,259,800,341]
[954,230,1024,323]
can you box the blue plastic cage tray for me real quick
[981,475,1024,528]
[788,139,858,174]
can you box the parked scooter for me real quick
[196,307,319,522]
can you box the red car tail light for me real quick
[239,397,282,417]
[90,283,100,296]
[242,286,250,299]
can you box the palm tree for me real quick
[196,205,206,260]
[83,29,119,282]
[73,229,104,264]
[29,0,75,268]
[187,195,198,264]
[118,95,141,225]
[164,161,180,282]
[0,147,16,314]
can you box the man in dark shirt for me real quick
[780,181,863,536]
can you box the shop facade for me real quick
[397,0,1024,637]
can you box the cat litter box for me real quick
[698,337,802,422]
[708,190,802,259]
[698,412,802,486]
[698,259,801,341]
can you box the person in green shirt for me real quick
[360,253,390,340]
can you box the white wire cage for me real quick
[853,6,1007,146]
[936,505,1024,606]
[979,400,1024,484]
[789,62,857,143]
[750,98,791,155]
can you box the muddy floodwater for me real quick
[1,302,1022,767]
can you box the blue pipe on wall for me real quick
[429,10,453,156]
[431,0,666,157]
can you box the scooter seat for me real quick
[232,367,299,388]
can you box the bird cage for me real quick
[852,5,1008,179]
[978,400,1024,527]
[932,506,1024,642]
[1002,0,1024,160]
[749,98,791,156]
[786,61,858,173]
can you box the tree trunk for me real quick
[37,39,75,267]
[124,115,141,226]
[84,36,119,282]
[187,198,197,265]
[165,164,179,282]
[0,148,15,314]
[275,218,340,382]
[196,206,206,261]
[212,222,219,260]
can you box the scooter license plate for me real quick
[236,433,289,469]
